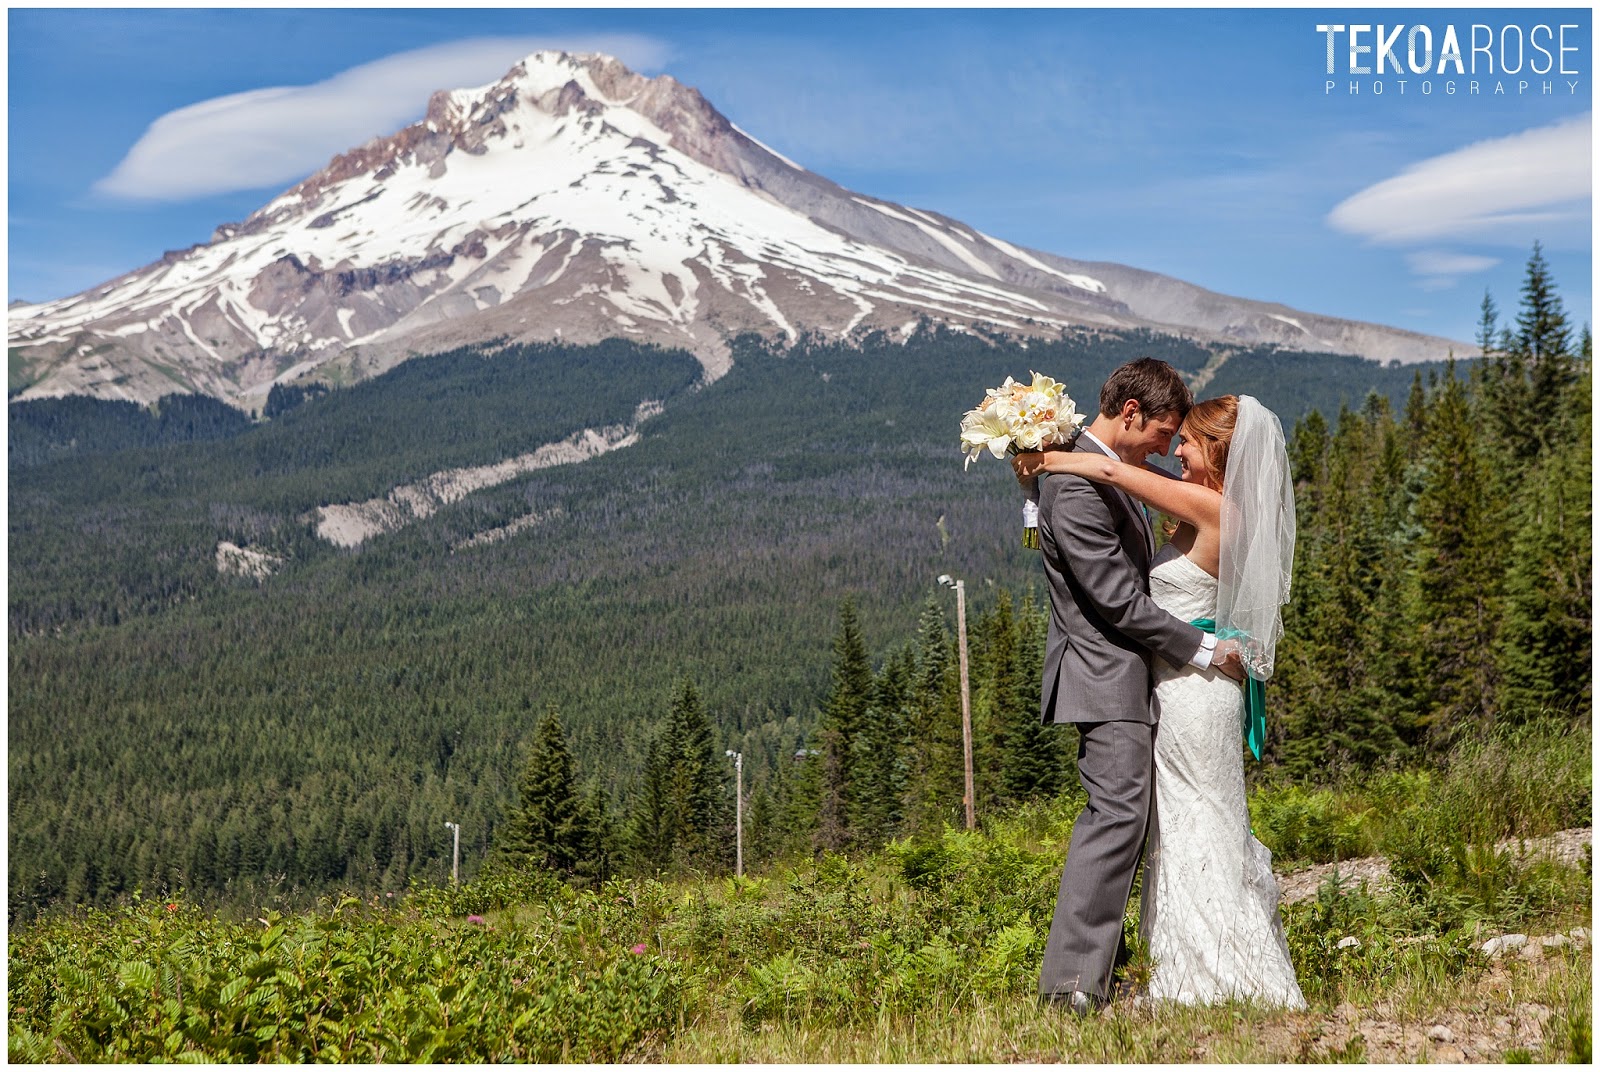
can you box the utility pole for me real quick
[724,749,744,877]
[939,575,976,830]
[443,821,460,886]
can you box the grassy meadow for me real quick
[8,719,1589,1063]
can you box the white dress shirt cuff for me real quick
[1189,632,1216,669]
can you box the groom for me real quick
[1031,357,1241,1014]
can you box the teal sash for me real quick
[1189,618,1266,761]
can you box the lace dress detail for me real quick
[1140,544,1306,1009]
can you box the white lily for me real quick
[960,408,1017,468]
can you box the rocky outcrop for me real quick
[309,399,660,548]
[1276,827,1591,905]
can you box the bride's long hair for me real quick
[1161,395,1237,538]
[1183,395,1238,492]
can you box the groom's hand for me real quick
[1213,639,1246,682]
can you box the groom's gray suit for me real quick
[1036,436,1204,1002]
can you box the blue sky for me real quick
[7,6,1592,346]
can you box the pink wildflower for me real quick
[630,943,648,955]
[467,915,486,925]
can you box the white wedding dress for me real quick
[1139,543,1306,1009]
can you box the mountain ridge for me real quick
[9,50,1472,409]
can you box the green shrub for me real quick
[7,893,681,1062]
[1250,785,1377,865]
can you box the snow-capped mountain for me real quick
[9,51,1468,408]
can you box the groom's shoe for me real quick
[1041,989,1105,1017]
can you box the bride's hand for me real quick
[1213,638,1246,682]
[1011,448,1069,481]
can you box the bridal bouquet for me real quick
[960,371,1084,548]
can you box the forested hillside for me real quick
[8,259,1583,920]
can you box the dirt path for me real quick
[1255,827,1593,1062]
[1246,945,1591,1063]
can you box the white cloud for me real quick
[94,35,671,201]
[1404,251,1499,277]
[1327,113,1591,245]
[1404,249,1501,291]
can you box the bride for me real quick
[1014,394,1305,1009]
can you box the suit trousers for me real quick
[1038,719,1156,999]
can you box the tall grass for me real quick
[1251,717,1591,869]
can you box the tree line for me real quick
[494,245,1590,887]
[8,285,1554,918]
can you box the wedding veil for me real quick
[1215,396,1296,681]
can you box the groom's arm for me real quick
[1045,474,1203,669]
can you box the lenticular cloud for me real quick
[94,35,670,201]
[1328,112,1591,245]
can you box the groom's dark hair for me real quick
[1098,357,1193,419]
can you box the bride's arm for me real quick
[1012,450,1221,529]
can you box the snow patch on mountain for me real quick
[9,49,1468,408]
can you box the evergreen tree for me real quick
[660,680,722,870]
[814,597,874,852]
[1516,241,1574,370]
[1279,406,1406,774]
[1495,370,1592,720]
[627,736,672,873]
[496,706,589,878]
[745,780,777,866]
[902,598,965,834]
[1475,288,1500,358]
[1483,244,1579,459]
[1408,363,1507,747]
[990,591,1063,802]
[1402,370,1428,457]
[1288,408,1330,510]
[772,733,821,857]
[570,783,616,888]
[851,646,912,848]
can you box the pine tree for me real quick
[1289,408,1330,513]
[1517,241,1574,369]
[903,598,965,834]
[1409,363,1507,747]
[850,645,911,848]
[1484,245,1578,459]
[1495,368,1592,720]
[570,782,615,888]
[1402,370,1428,457]
[661,680,722,870]
[814,597,874,852]
[745,780,777,866]
[774,733,821,856]
[1476,288,1500,358]
[990,591,1063,801]
[627,736,672,873]
[497,706,588,877]
[1278,406,1405,774]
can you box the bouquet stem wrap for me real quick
[1021,482,1041,549]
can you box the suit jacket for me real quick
[1036,437,1203,725]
